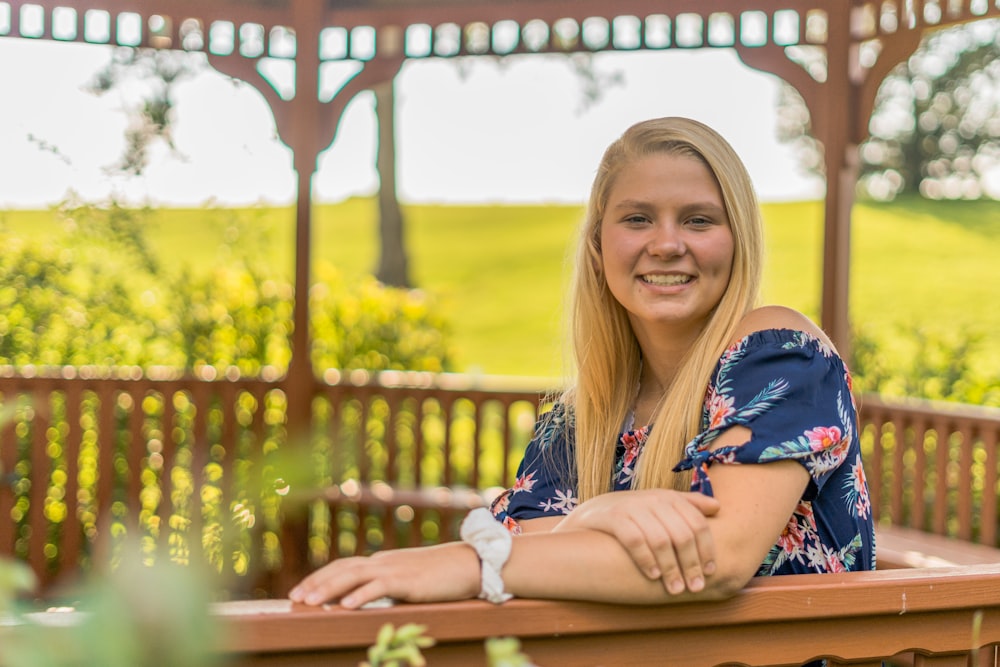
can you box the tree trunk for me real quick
[373,79,411,288]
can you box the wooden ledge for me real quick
[213,565,1000,666]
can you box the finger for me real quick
[613,517,664,580]
[683,492,721,517]
[674,498,717,575]
[290,560,350,604]
[292,559,370,606]
[338,578,391,610]
[666,501,718,591]
[641,515,688,594]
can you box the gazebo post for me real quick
[818,9,858,361]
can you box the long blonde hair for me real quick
[566,117,764,500]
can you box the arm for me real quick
[506,428,808,604]
[289,448,807,607]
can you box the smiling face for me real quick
[599,151,734,346]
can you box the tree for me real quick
[367,52,622,288]
[372,79,411,287]
[778,18,1000,201]
[863,19,1000,200]
[87,47,199,176]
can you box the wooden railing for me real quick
[2,367,1000,597]
[212,565,1000,666]
[5,565,1000,666]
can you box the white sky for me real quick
[0,37,825,208]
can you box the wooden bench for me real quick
[877,524,1000,569]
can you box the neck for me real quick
[630,322,706,427]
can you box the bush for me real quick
[850,324,1000,406]
[0,205,452,375]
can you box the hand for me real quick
[289,542,481,609]
[554,489,720,595]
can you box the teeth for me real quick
[642,274,692,286]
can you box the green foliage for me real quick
[86,47,201,176]
[311,264,450,372]
[860,19,1000,200]
[363,623,435,667]
[0,559,35,617]
[4,197,1000,406]
[485,637,538,667]
[0,554,220,667]
[0,201,452,374]
[850,325,1000,406]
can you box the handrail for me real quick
[3,368,1000,597]
[211,565,1000,666]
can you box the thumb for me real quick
[685,491,721,516]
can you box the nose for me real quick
[647,220,685,257]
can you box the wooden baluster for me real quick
[28,385,50,588]
[440,397,456,541]
[956,417,975,541]
[157,385,179,563]
[500,398,514,487]
[933,414,952,535]
[218,381,239,582]
[982,425,998,547]
[381,393,398,549]
[891,412,907,526]
[356,393,371,553]
[323,387,344,559]
[126,384,145,545]
[411,395,428,548]
[94,384,117,574]
[912,416,929,531]
[59,381,83,586]
[189,383,210,569]
[0,385,17,557]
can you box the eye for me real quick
[687,216,715,228]
[624,214,650,225]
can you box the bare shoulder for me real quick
[732,305,836,349]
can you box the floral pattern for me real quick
[490,328,876,575]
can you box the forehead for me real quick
[604,153,724,211]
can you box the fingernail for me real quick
[668,579,684,595]
[289,587,301,601]
[704,561,716,575]
[690,576,704,591]
[341,595,356,609]
[305,593,322,605]
[647,567,661,580]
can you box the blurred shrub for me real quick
[850,324,1000,407]
[0,204,452,375]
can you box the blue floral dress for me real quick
[490,328,876,576]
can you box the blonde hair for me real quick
[566,117,764,500]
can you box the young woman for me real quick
[289,117,875,610]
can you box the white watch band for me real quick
[460,507,514,604]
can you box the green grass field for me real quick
[3,195,998,379]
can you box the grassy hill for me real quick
[2,196,998,380]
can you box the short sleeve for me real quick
[489,402,579,533]
[674,329,858,500]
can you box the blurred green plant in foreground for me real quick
[0,549,219,667]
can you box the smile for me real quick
[641,274,693,286]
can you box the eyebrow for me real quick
[608,199,727,216]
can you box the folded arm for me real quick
[290,450,807,607]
